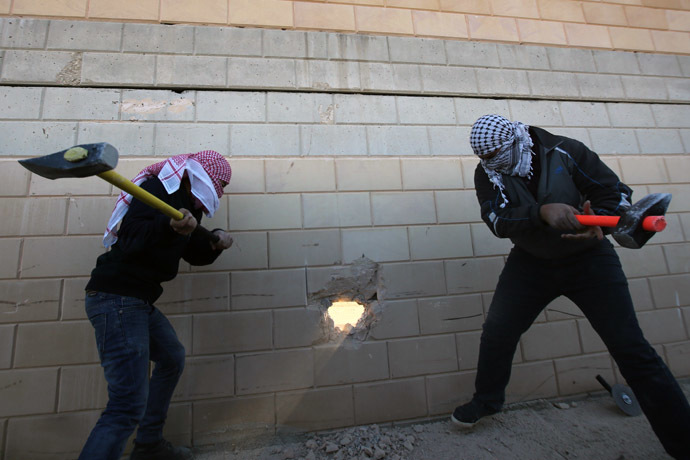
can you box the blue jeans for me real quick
[79,292,186,460]
[473,241,690,460]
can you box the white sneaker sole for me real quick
[450,413,479,428]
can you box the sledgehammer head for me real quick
[18,143,118,179]
[613,193,672,249]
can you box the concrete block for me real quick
[455,330,481,370]
[588,128,640,154]
[369,299,420,339]
[418,294,483,334]
[477,68,530,97]
[521,320,582,361]
[592,50,640,75]
[303,193,371,229]
[628,278,655,312]
[636,129,685,154]
[192,395,274,445]
[0,197,67,236]
[0,86,41,119]
[359,62,423,93]
[196,231,268,271]
[47,20,122,51]
[508,100,562,127]
[471,222,513,256]
[230,124,299,156]
[263,29,307,58]
[419,65,478,94]
[389,335,458,378]
[664,341,690,377]
[14,321,99,367]
[231,268,306,309]
[618,157,668,184]
[577,318,607,353]
[454,97,510,125]
[157,273,230,314]
[20,236,104,278]
[527,71,580,98]
[546,47,595,72]
[269,229,341,267]
[225,159,264,193]
[576,74,625,100]
[664,243,690,274]
[315,342,389,385]
[372,191,436,225]
[43,87,120,120]
[649,273,690,309]
[354,378,427,425]
[333,94,397,124]
[268,92,333,123]
[335,158,402,191]
[667,77,690,102]
[638,308,687,344]
[197,91,265,122]
[266,158,335,193]
[505,361,558,403]
[621,76,669,102]
[5,411,100,460]
[58,364,107,411]
[637,53,683,77]
[67,196,118,235]
[28,169,109,198]
[296,60,361,91]
[445,257,506,295]
[606,103,654,128]
[401,158,462,190]
[173,356,235,401]
[342,227,410,263]
[121,89,195,122]
[496,43,548,70]
[409,224,473,260]
[228,57,297,89]
[82,52,155,86]
[302,125,367,156]
[277,387,354,432]
[0,279,60,324]
[305,31,328,59]
[1,18,48,49]
[194,26,262,56]
[228,194,301,231]
[122,23,193,53]
[559,102,610,127]
[426,371,476,416]
[193,311,272,354]
[647,213,685,245]
[355,5,414,35]
[647,184,690,212]
[161,0,226,25]
[617,245,668,278]
[0,324,13,368]
[368,126,430,156]
[563,22,612,49]
[382,261,446,299]
[236,349,314,395]
[157,55,227,87]
[0,159,30,196]
[428,126,472,156]
[78,122,155,157]
[388,36,446,64]
[397,96,457,125]
[88,0,159,21]
[1,50,81,84]
[274,307,325,349]
[155,123,229,157]
[61,277,88,320]
[326,33,389,61]
[446,40,500,67]
[651,104,690,128]
[555,353,614,396]
[544,295,582,321]
[516,18,567,46]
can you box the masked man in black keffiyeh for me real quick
[80,151,233,460]
[451,115,690,460]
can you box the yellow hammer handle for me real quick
[98,170,185,220]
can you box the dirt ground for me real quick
[195,380,690,460]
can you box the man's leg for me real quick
[79,293,152,460]
[564,243,690,460]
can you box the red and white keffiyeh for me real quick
[103,150,231,247]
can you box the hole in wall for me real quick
[327,300,365,333]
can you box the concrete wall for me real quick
[0,10,689,460]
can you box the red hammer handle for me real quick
[576,215,667,232]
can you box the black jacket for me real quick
[85,177,222,303]
[474,126,633,259]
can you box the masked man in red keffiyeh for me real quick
[80,151,233,460]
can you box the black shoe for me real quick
[450,400,498,427]
[129,439,194,460]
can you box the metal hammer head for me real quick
[18,143,118,179]
[613,193,672,249]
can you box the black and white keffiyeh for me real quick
[470,114,535,207]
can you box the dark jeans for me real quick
[79,292,186,460]
[473,240,690,460]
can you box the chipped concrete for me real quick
[55,51,81,86]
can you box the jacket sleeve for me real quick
[557,139,633,216]
[182,228,223,266]
[475,164,546,239]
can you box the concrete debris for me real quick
[553,402,570,410]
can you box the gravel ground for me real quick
[195,381,690,460]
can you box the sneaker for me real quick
[450,400,497,427]
[129,439,194,460]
